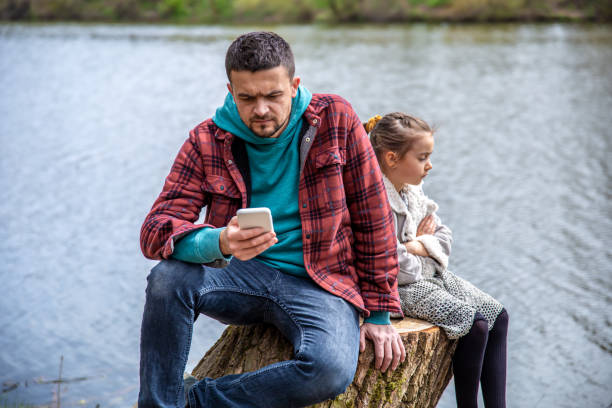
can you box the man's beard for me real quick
[249,114,290,138]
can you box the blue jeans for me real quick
[138,258,360,408]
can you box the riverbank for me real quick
[1,0,611,23]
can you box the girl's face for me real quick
[384,133,434,190]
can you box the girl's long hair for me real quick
[364,112,434,164]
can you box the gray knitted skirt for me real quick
[398,269,504,339]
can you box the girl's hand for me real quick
[416,215,436,236]
[404,241,430,257]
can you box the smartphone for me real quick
[236,207,274,233]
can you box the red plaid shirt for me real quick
[140,94,401,316]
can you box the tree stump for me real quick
[191,318,457,408]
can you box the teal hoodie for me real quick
[212,85,312,276]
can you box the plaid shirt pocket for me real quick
[202,174,241,226]
[314,147,346,211]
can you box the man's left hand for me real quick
[359,323,406,372]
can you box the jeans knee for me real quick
[299,351,356,401]
[321,359,354,397]
[147,259,197,300]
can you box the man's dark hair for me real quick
[225,32,295,81]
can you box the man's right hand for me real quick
[219,216,277,260]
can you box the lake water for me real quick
[0,22,611,407]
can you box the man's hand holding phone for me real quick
[219,208,277,260]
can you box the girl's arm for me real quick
[413,213,452,269]
[396,239,424,284]
[404,240,429,257]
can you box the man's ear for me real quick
[291,76,300,98]
[384,151,398,169]
[227,83,233,95]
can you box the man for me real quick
[139,31,405,408]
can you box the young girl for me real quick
[364,113,509,408]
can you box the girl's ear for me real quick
[384,151,398,169]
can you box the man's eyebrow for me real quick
[236,90,283,98]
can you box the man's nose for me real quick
[253,99,269,117]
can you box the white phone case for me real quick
[237,207,274,233]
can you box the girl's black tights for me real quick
[452,308,509,408]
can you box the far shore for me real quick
[2,0,611,24]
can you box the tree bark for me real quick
[192,317,456,408]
